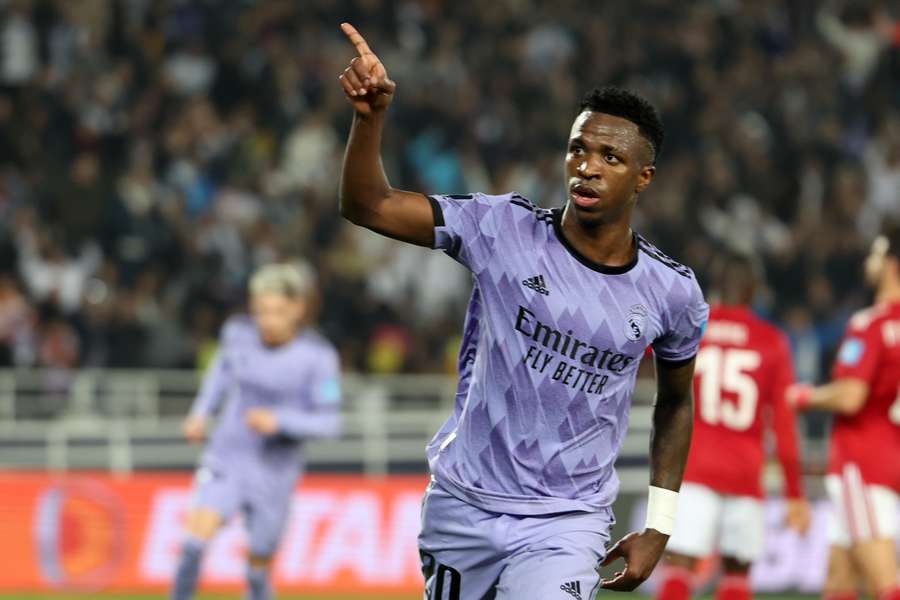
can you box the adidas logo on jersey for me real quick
[560,580,583,600]
[523,274,550,295]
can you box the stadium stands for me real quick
[0,0,896,377]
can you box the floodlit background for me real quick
[0,0,898,598]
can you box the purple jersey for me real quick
[426,192,708,515]
[190,315,342,473]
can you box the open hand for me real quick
[600,529,669,591]
[338,23,396,116]
[245,408,279,435]
[182,416,207,444]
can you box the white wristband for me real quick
[645,486,679,535]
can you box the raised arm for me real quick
[337,23,436,247]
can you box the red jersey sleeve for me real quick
[769,334,804,498]
[832,312,883,384]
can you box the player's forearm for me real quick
[649,390,693,491]
[773,433,805,498]
[773,398,805,497]
[800,379,868,414]
[777,453,805,498]
[190,388,226,418]
[339,111,393,224]
[274,408,341,439]
[189,396,217,418]
[190,355,229,417]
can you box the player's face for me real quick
[565,111,655,226]
[864,235,889,287]
[251,292,306,347]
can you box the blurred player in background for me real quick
[789,223,900,600]
[170,261,342,600]
[338,23,708,599]
[656,253,811,600]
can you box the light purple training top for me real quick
[190,315,342,471]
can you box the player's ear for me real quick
[635,164,655,194]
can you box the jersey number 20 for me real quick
[695,347,762,431]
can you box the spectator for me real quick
[0,0,895,376]
[0,274,35,366]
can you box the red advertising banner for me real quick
[0,472,429,595]
[8,471,899,595]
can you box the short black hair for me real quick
[580,86,665,163]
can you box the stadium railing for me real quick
[0,368,815,493]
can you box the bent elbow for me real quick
[338,197,361,224]
[339,196,380,228]
[339,187,392,226]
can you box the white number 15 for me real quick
[695,346,762,431]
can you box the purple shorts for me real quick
[418,480,614,600]
[191,457,299,557]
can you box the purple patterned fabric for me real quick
[426,192,708,515]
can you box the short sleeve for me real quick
[429,193,506,272]
[832,315,882,383]
[652,278,709,365]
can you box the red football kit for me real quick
[683,305,803,498]
[830,301,900,492]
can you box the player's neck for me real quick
[876,276,900,305]
[719,291,753,306]
[259,327,304,348]
[559,208,635,268]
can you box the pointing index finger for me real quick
[340,22,375,57]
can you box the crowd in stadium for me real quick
[0,0,897,376]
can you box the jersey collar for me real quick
[551,208,639,275]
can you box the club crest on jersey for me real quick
[838,337,864,366]
[625,304,648,341]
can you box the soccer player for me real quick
[788,224,900,600]
[656,253,811,600]
[337,23,708,599]
[170,262,341,600]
